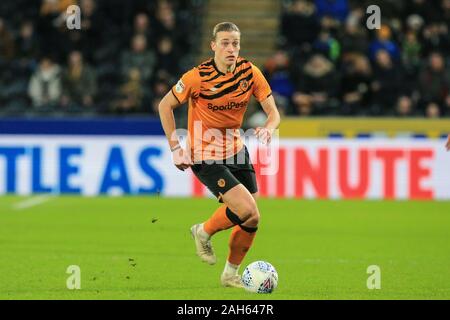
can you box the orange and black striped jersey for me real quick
[172,57,272,161]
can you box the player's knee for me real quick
[240,199,258,220]
[241,201,259,228]
[244,211,260,228]
[225,191,259,225]
[240,211,259,233]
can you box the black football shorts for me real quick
[191,146,258,201]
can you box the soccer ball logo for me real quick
[242,261,278,293]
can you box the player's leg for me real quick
[225,192,259,270]
[190,203,234,265]
[219,184,259,287]
[220,146,260,287]
[190,147,259,275]
[196,147,257,241]
[190,163,243,265]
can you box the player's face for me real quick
[211,31,241,67]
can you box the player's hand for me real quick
[172,146,193,171]
[255,127,273,145]
[446,134,450,151]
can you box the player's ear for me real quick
[210,40,216,52]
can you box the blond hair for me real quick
[212,22,240,40]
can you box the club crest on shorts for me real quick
[217,178,226,188]
[239,79,249,92]
[175,79,185,93]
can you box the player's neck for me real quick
[214,57,236,75]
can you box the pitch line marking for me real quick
[12,195,54,211]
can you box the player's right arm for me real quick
[158,91,182,151]
[158,69,199,171]
[158,91,193,171]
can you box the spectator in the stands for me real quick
[133,12,154,46]
[155,36,179,78]
[0,0,200,115]
[280,0,319,49]
[61,50,97,109]
[314,0,349,23]
[405,0,442,25]
[5,0,450,118]
[80,0,105,38]
[421,22,450,56]
[393,96,416,117]
[443,0,450,22]
[340,8,368,54]
[28,56,62,108]
[58,0,107,62]
[370,49,405,115]
[313,30,340,61]
[121,34,156,82]
[112,68,144,114]
[402,30,422,71]
[154,0,183,46]
[151,79,171,115]
[424,101,441,118]
[264,50,295,107]
[77,0,108,58]
[292,54,339,116]
[369,24,401,62]
[401,30,422,92]
[0,18,15,61]
[340,54,372,115]
[315,0,348,33]
[38,0,76,60]
[405,14,424,34]
[418,52,449,108]
[15,21,40,74]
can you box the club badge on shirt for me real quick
[240,79,249,91]
[217,179,226,188]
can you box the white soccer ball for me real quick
[241,261,278,293]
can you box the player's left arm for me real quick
[255,95,280,145]
[446,134,450,151]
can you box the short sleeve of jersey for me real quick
[171,68,200,104]
[251,64,272,102]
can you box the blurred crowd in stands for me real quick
[0,0,449,118]
[0,0,202,116]
[267,0,450,117]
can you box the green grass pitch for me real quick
[0,196,449,300]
